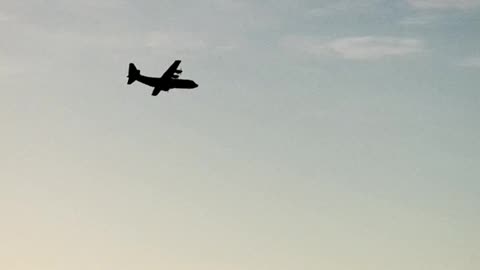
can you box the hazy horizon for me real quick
[1,1,479,269]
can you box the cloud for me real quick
[145,30,209,56]
[0,12,12,21]
[282,36,424,60]
[458,57,480,68]
[399,15,438,25]
[210,0,249,11]
[407,0,480,9]
[307,0,383,17]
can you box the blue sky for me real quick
[1,1,479,269]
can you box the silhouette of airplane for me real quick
[127,60,198,96]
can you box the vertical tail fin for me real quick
[127,63,140,84]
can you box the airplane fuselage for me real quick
[136,74,198,90]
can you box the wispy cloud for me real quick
[144,29,247,57]
[145,31,208,54]
[407,0,480,9]
[458,57,480,68]
[282,36,424,60]
[307,0,383,17]
[0,12,11,21]
[399,15,439,25]
[210,0,249,11]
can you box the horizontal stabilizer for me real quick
[127,63,140,84]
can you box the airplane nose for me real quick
[193,82,198,88]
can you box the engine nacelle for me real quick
[174,69,182,74]
[171,74,179,79]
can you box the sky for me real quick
[1,0,479,269]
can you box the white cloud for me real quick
[399,15,438,25]
[407,0,480,9]
[145,31,208,54]
[210,0,249,11]
[282,36,424,60]
[144,29,249,57]
[213,44,238,52]
[52,0,127,9]
[458,57,480,68]
[0,11,12,21]
[308,0,383,17]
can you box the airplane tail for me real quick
[127,63,140,84]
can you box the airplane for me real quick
[127,60,198,96]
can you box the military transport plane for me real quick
[127,60,198,96]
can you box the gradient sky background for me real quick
[1,0,479,269]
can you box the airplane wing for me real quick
[152,87,162,96]
[161,60,181,78]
